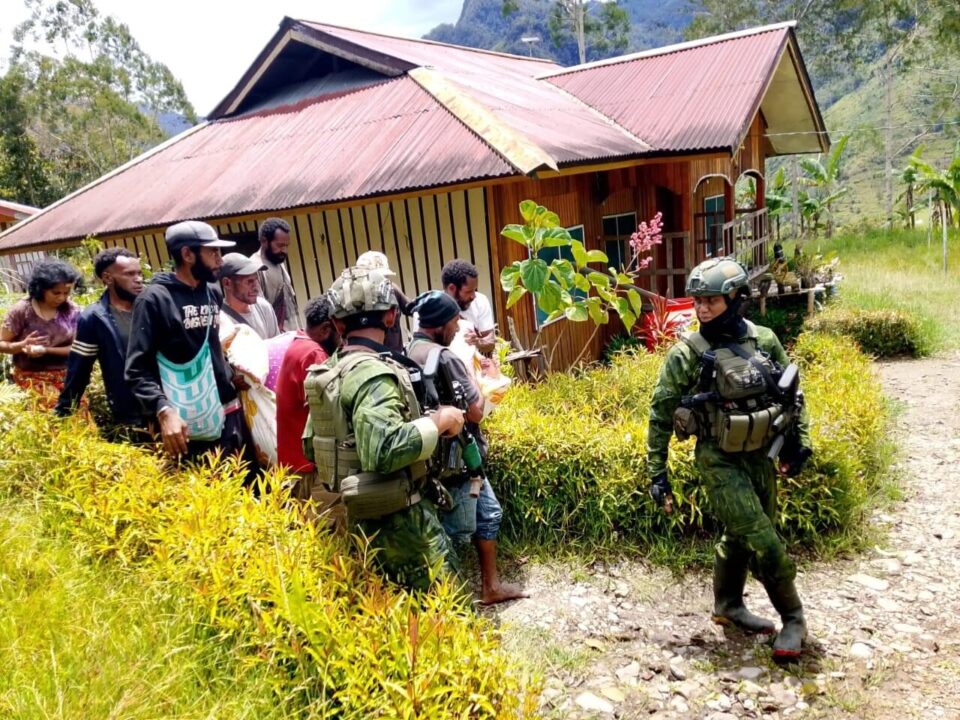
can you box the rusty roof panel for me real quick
[547,28,789,153]
[305,21,647,164]
[0,77,514,250]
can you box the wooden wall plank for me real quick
[405,198,430,296]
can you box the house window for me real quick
[533,224,584,328]
[602,212,637,271]
[703,195,725,257]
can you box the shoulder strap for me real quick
[680,331,711,357]
[221,304,249,327]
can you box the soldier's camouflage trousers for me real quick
[695,441,796,586]
[358,500,459,591]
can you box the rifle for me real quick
[421,348,485,499]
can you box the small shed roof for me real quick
[0,199,38,223]
[0,19,826,253]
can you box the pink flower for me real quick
[629,211,663,263]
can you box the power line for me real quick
[766,118,960,137]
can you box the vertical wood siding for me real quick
[104,189,492,329]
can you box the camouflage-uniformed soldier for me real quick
[647,257,813,661]
[304,266,466,590]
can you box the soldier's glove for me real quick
[779,446,813,477]
[649,472,673,511]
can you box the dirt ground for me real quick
[490,353,960,719]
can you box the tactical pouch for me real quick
[673,406,700,441]
[339,471,422,521]
[716,405,783,453]
[714,354,769,400]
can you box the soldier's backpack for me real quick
[303,352,427,521]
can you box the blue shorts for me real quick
[441,477,502,542]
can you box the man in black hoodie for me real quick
[125,220,241,459]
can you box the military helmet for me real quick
[685,257,750,296]
[326,266,398,319]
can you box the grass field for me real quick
[0,498,281,720]
[807,228,960,352]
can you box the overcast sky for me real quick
[0,0,463,114]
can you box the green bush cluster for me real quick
[485,332,892,560]
[803,306,929,357]
[0,392,538,718]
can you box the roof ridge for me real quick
[539,21,797,79]
[408,67,557,176]
[0,122,208,249]
[298,18,559,66]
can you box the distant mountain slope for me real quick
[424,0,688,66]
[820,47,960,224]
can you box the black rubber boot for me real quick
[711,552,775,634]
[764,578,807,662]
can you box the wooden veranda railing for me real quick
[632,231,690,298]
[721,208,770,278]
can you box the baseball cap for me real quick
[220,253,267,277]
[356,250,396,277]
[165,220,236,252]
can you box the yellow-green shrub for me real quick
[485,334,891,557]
[0,395,539,719]
[804,306,929,357]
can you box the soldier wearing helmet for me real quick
[646,257,813,661]
[302,266,465,590]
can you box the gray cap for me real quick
[220,252,266,278]
[164,220,236,252]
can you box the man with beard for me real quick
[275,294,340,498]
[646,257,813,662]
[219,253,280,340]
[55,247,146,427]
[440,260,495,353]
[125,221,244,460]
[251,218,301,331]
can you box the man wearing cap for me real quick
[219,253,280,340]
[125,220,245,460]
[355,250,412,354]
[251,218,301,332]
[407,290,527,604]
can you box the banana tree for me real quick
[765,166,792,242]
[909,141,960,272]
[799,134,850,239]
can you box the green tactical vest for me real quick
[677,321,786,453]
[303,350,428,521]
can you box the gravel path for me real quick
[491,354,960,719]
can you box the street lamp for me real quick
[520,36,541,57]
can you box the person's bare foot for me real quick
[479,582,529,606]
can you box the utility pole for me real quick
[884,58,894,230]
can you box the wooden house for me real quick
[0,18,827,368]
[0,200,41,291]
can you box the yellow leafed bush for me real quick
[0,396,539,719]
[485,332,892,558]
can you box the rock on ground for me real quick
[491,354,960,719]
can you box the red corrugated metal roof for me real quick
[0,77,515,250]
[547,26,790,153]
[300,21,558,78]
[301,21,648,164]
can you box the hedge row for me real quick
[803,306,929,357]
[0,388,538,719]
[485,332,892,557]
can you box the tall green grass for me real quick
[0,499,282,719]
[808,228,960,352]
